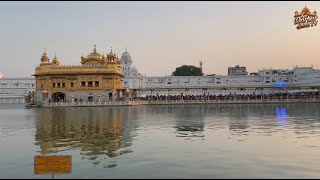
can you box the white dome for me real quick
[132,66,138,72]
[121,50,131,61]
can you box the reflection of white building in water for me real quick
[120,50,320,97]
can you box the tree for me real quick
[172,65,203,76]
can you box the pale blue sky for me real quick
[0,1,319,77]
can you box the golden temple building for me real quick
[33,45,123,103]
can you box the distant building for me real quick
[121,49,139,77]
[0,77,35,98]
[32,45,123,104]
[228,65,248,76]
[120,52,320,97]
[0,71,36,104]
[0,72,4,79]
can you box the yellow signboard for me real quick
[34,155,72,175]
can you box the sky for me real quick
[0,1,319,77]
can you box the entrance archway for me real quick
[88,95,93,102]
[109,93,113,101]
[52,92,66,102]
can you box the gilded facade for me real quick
[33,45,123,103]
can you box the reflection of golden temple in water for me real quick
[34,107,138,168]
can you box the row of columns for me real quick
[0,97,25,104]
[40,88,132,104]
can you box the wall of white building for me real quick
[0,77,35,98]
[120,50,320,97]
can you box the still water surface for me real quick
[0,103,320,178]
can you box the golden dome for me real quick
[42,51,48,57]
[52,54,59,65]
[40,50,50,63]
[81,45,107,65]
[87,53,102,59]
[107,48,116,58]
[86,45,102,60]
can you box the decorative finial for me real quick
[125,48,127,52]
[54,52,57,58]
[111,46,113,53]
[94,44,97,53]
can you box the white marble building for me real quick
[120,50,320,97]
[0,76,35,97]
[0,74,36,103]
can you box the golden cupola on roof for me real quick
[40,51,50,63]
[81,45,104,65]
[86,48,102,60]
[52,54,60,65]
[107,48,119,63]
[101,54,107,62]
[107,49,116,58]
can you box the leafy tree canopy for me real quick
[172,65,203,76]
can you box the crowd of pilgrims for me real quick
[48,91,320,103]
[133,92,320,101]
